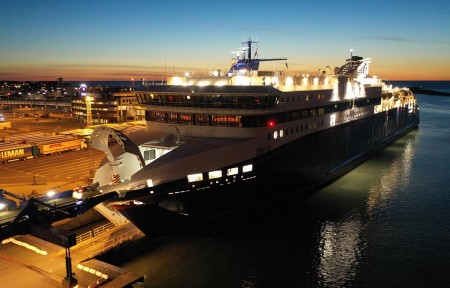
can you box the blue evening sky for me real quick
[1,0,449,80]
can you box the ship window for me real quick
[180,114,192,125]
[273,131,278,139]
[227,167,238,176]
[144,149,156,160]
[279,129,283,138]
[209,170,222,179]
[168,112,178,124]
[146,179,154,188]
[242,164,253,173]
[268,133,271,140]
[187,173,203,182]
[196,114,210,126]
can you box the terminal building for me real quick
[71,92,145,125]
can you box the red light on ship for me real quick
[268,120,275,127]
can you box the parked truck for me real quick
[0,137,88,163]
[37,139,87,155]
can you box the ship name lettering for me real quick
[370,117,397,144]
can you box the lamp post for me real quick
[131,78,134,90]
[97,112,99,123]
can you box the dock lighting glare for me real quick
[0,203,5,210]
[47,190,55,197]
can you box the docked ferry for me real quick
[91,40,420,238]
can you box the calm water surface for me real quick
[109,92,450,288]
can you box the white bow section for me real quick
[89,126,126,163]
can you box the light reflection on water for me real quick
[310,132,417,287]
[116,132,423,288]
[117,134,421,288]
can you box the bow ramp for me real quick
[89,126,147,225]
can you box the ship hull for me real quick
[113,107,419,238]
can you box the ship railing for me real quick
[76,226,143,258]
[90,227,142,257]
[139,101,276,110]
[76,221,116,243]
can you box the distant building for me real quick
[71,92,143,125]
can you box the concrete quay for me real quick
[0,222,144,288]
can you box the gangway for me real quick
[0,190,119,241]
[0,188,26,209]
[94,203,129,226]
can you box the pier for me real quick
[0,221,144,288]
[0,187,145,287]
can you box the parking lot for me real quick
[0,106,104,198]
[0,106,83,136]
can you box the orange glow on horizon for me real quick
[1,58,449,82]
[2,69,449,82]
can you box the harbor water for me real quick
[104,83,450,288]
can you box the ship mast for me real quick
[228,39,287,73]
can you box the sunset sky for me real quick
[1,0,449,81]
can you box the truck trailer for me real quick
[0,143,38,163]
[37,139,87,155]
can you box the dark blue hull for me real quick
[114,107,420,238]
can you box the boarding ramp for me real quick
[94,203,128,226]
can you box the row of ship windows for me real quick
[279,93,328,103]
[268,120,325,140]
[145,107,326,128]
[187,164,253,183]
[144,98,377,128]
[136,92,330,106]
[136,93,278,109]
